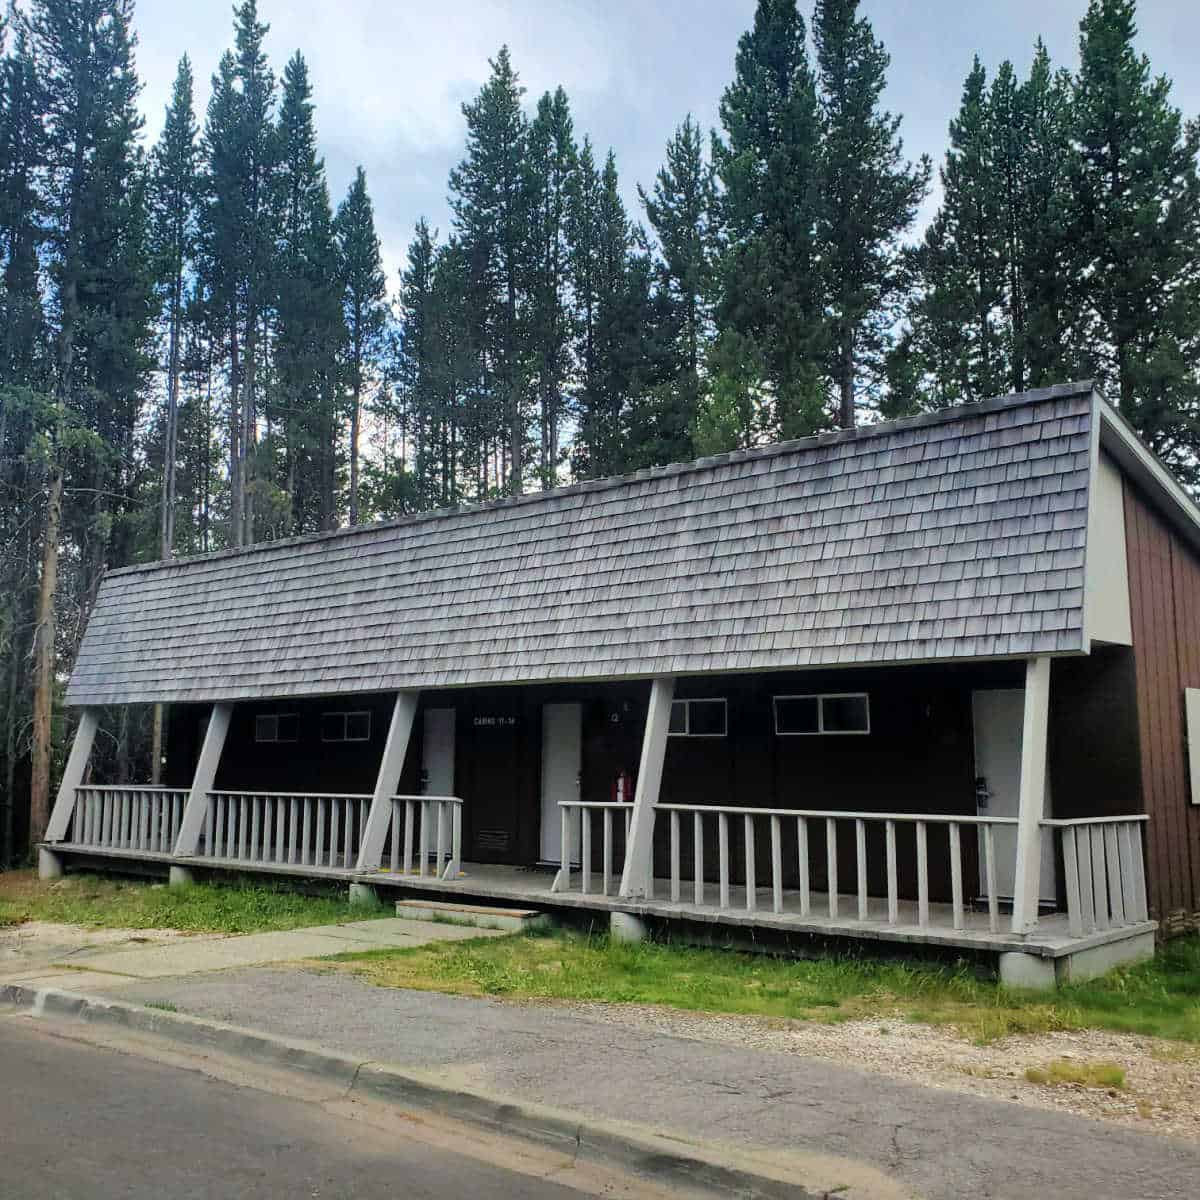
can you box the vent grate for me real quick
[476,829,510,851]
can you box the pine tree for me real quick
[27,0,150,848]
[524,87,576,488]
[335,166,387,525]
[1072,0,1200,480]
[639,115,717,460]
[396,219,438,508]
[149,55,198,560]
[272,51,342,533]
[449,46,529,495]
[714,0,826,438]
[813,0,929,426]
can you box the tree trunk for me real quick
[29,463,63,850]
[349,336,362,526]
[838,326,855,429]
[229,310,243,547]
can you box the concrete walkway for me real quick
[0,918,503,990]
[73,962,1199,1200]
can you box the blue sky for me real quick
[130,1,1199,287]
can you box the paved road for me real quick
[102,965,1200,1200]
[0,1020,638,1200]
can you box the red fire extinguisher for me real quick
[613,769,634,804]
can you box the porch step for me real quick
[394,899,551,933]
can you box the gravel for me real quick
[547,999,1200,1142]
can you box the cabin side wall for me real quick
[1124,480,1200,935]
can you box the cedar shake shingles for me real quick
[67,383,1097,705]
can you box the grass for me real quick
[1024,1059,1126,1089]
[0,870,389,935]
[328,926,1200,1045]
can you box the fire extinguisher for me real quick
[613,769,634,804]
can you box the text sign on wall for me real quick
[473,716,518,728]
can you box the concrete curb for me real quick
[1,982,820,1199]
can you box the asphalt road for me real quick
[0,1020,636,1200]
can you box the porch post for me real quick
[173,702,233,856]
[1011,656,1051,934]
[44,707,101,844]
[618,676,675,900]
[356,690,420,871]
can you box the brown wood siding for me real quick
[1124,483,1200,934]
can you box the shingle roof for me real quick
[67,381,1098,706]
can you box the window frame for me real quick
[254,713,299,744]
[668,697,728,739]
[773,693,871,737]
[320,710,373,743]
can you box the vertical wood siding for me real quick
[1124,483,1200,934]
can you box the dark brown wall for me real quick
[1125,482,1200,934]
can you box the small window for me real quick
[669,698,727,738]
[255,713,298,743]
[321,710,372,742]
[774,693,870,736]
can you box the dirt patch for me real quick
[544,1000,1200,1142]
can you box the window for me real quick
[321,710,372,742]
[774,693,870,736]
[255,713,298,743]
[669,698,727,737]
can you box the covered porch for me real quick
[41,654,1156,988]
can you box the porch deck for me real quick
[46,840,1155,962]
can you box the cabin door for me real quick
[540,703,582,863]
[422,708,455,796]
[971,689,1056,905]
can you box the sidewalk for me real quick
[8,943,1196,1200]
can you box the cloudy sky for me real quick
[130,1,1199,288]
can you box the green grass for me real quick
[1024,1059,1127,1089]
[329,926,1200,1044]
[0,870,388,935]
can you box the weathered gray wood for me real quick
[1062,827,1084,937]
[358,692,419,870]
[856,818,868,922]
[797,817,810,917]
[46,709,100,843]
[581,807,592,894]
[693,811,704,906]
[603,808,613,897]
[175,703,233,856]
[950,822,964,930]
[826,818,838,919]
[1104,824,1125,924]
[771,814,783,915]
[1090,826,1109,930]
[744,813,756,913]
[983,824,999,932]
[718,811,730,909]
[916,820,929,929]
[1011,656,1051,933]
[886,819,898,925]
[669,810,681,903]
[619,677,675,900]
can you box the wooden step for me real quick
[394,899,550,932]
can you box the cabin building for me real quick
[42,382,1200,987]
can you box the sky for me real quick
[129,0,1200,289]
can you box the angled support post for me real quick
[44,707,101,844]
[619,676,675,900]
[1011,656,1051,934]
[356,691,420,871]
[174,702,233,857]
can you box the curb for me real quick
[1,982,818,1199]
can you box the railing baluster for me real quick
[249,795,261,863]
[669,810,680,903]
[797,817,810,917]
[436,801,447,878]
[693,811,704,906]
[1130,822,1148,922]
[1090,826,1109,929]
[603,808,613,897]
[1077,825,1096,932]
[855,818,868,922]
[983,823,998,933]
[388,800,399,873]
[419,801,430,877]
[886,819,898,924]
[771,814,783,915]
[447,802,462,879]
[404,799,415,875]
[916,820,929,930]
[1104,825,1125,925]
[826,817,838,919]
[580,807,592,894]
[744,813,756,912]
[949,822,963,931]
[238,796,248,860]
[139,791,150,851]
[301,797,312,867]
[558,805,570,891]
[343,798,354,869]
[718,811,730,909]
[205,796,215,858]
[1062,826,1083,937]
[215,794,226,858]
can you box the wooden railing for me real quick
[382,795,463,881]
[552,801,632,896]
[1043,816,1149,936]
[200,791,371,868]
[68,786,189,854]
[655,806,1019,931]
